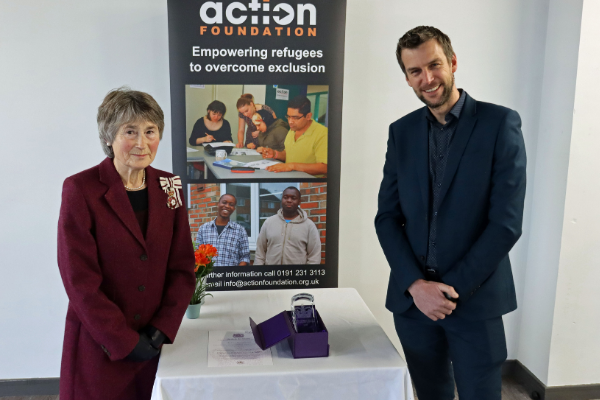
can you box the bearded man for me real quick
[375,26,526,400]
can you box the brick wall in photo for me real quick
[300,182,327,264]
[188,184,221,242]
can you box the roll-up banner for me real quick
[167,0,346,291]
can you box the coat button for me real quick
[138,285,146,292]
[134,314,141,321]
[101,345,111,357]
[420,256,425,261]
[140,254,148,261]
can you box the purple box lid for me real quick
[249,311,291,350]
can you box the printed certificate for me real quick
[207,330,273,367]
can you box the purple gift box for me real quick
[249,309,329,358]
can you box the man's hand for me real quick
[262,148,275,159]
[407,279,459,321]
[266,163,294,173]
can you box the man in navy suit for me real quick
[375,26,526,400]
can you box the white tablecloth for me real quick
[151,288,414,400]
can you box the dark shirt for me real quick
[216,224,225,236]
[425,89,466,269]
[189,118,233,146]
[126,188,149,237]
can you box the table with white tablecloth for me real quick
[151,288,414,400]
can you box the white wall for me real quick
[0,0,594,387]
[546,0,600,386]
[515,0,583,384]
[0,0,173,379]
[339,0,551,360]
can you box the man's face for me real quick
[401,39,457,109]
[286,108,312,132]
[218,195,236,219]
[281,188,301,213]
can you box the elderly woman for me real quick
[188,100,233,146]
[235,93,276,148]
[249,109,290,153]
[57,88,196,400]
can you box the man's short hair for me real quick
[282,186,301,198]
[219,193,237,205]
[396,26,455,76]
[287,95,311,116]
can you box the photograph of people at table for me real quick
[194,193,251,266]
[188,182,327,267]
[185,85,329,181]
[261,95,328,178]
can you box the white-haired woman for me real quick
[57,88,195,400]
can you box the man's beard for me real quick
[416,74,454,109]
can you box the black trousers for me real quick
[394,305,507,400]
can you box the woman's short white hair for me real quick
[97,87,164,158]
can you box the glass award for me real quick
[291,293,318,333]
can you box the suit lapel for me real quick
[415,109,430,212]
[438,94,478,205]
[99,158,147,250]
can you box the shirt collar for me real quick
[425,89,466,123]
[210,219,231,230]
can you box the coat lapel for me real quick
[99,158,147,250]
[438,94,478,206]
[145,166,171,247]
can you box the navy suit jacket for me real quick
[375,93,526,320]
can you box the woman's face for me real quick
[110,119,160,171]
[208,110,223,122]
[257,121,267,133]
[238,102,256,119]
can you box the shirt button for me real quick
[439,154,444,159]
[434,212,438,216]
[134,314,141,321]
[138,285,146,292]
[437,183,442,187]
[140,254,148,261]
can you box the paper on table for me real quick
[202,142,235,147]
[244,160,280,170]
[231,148,260,156]
[207,330,273,367]
[186,147,199,152]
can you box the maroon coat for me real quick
[57,158,196,400]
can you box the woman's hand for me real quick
[224,140,232,143]
[236,142,244,148]
[247,143,256,149]
[251,130,260,139]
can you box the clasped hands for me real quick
[126,326,166,362]
[408,279,459,321]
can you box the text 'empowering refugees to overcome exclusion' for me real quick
[189,46,326,74]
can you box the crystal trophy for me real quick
[291,293,318,333]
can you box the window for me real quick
[220,182,300,250]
